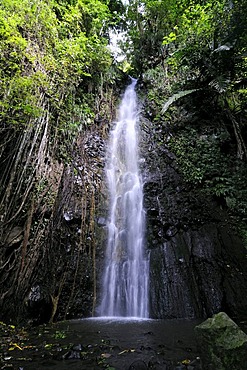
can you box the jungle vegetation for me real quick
[123,0,247,233]
[0,0,247,323]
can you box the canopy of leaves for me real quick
[0,0,112,130]
[121,0,247,230]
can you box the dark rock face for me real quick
[2,85,247,326]
[149,225,247,319]
[141,118,247,320]
[43,131,107,322]
[0,127,107,325]
[195,312,247,369]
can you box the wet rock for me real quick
[148,223,247,319]
[195,312,247,369]
[72,343,84,351]
[128,360,148,369]
[148,356,164,369]
[97,216,107,226]
[62,350,81,359]
[142,125,247,321]
[27,286,53,325]
[28,285,41,301]
[166,226,178,238]
[5,226,23,245]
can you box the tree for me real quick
[0,0,114,323]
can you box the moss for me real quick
[195,312,247,369]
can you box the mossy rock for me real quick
[195,312,247,369]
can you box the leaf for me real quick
[118,349,135,355]
[101,353,111,358]
[181,359,191,365]
[162,89,199,113]
[9,343,23,350]
[4,356,12,360]
[45,343,53,349]
[163,31,177,45]
[209,77,231,93]
[213,44,231,53]
[118,350,127,355]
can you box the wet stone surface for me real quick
[0,318,203,370]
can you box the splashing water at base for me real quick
[99,78,149,318]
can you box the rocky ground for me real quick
[0,319,203,370]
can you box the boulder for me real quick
[195,312,247,369]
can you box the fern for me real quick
[213,44,232,53]
[162,89,199,113]
[209,77,231,93]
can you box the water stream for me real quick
[99,78,149,318]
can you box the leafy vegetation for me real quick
[0,0,247,324]
[0,0,117,324]
[124,0,247,223]
[0,0,112,131]
[168,126,247,218]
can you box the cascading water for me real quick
[99,78,149,318]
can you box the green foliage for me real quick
[160,0,247,103]
[239,228,247,250]
[168,127,247,217]
[137,0,247,201]
[162,1,230,71]
[0,0,113,134]
[161,89,199,113]
[53,330,66,339]
[121,0,180,71]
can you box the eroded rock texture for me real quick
[141,116,247,320]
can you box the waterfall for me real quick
[99,78,149,318]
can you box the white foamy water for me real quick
[99,79,149,318]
